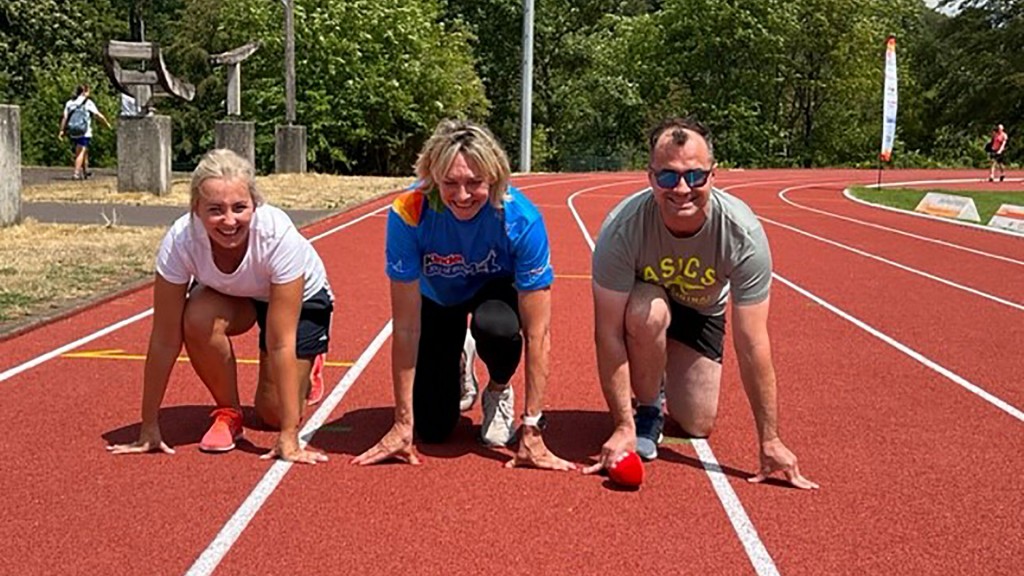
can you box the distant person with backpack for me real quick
[987,124,1008,182]
[58,84,111,180]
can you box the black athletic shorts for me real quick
[253,286,333,358]
[665,299,726,363]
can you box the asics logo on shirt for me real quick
[423,250,502,278]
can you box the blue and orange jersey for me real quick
[385,185,554,306]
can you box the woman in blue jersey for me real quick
[353,120,574,471]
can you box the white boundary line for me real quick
[772,274,1023,422]
[761,180,1023,420]
[845,178,1024,239]
[759,215,1024,312]
[566,182,782,576]
[0,309,155,382]
[184,320,393,576]
[774,184,1024,266]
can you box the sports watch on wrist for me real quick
[521,412,547,431]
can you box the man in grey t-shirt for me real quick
[582,118,817,490]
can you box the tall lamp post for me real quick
[519,0,534,173]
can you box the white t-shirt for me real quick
[156,204,331,302]
[63,96,100,137]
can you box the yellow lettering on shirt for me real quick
[701,268,716,286]
[660,257,676,278]
[683,257,700,279]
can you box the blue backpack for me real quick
[66,101,90,138]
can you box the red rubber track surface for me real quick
[0,169,1020,575]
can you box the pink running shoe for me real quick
[199,407,244,452]
[307,353,326,406]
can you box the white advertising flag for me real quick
[880,36,898,162]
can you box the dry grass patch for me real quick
[21,173,412,210]
[4,173,413,335]
[0,220,166,328]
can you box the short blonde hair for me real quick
[189,149,264,213]
[415,119,511,208]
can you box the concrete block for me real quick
[275,124,306,174]
[215,120,256,169]
[0,105,21,227]
[117,115,172,194]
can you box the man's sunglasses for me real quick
[651,167,712,189]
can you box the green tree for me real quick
[1,0,124,166]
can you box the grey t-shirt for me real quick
[592,187,772,316]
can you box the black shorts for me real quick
[666,299,726,363]
[991,152,1005,163]
[253,287,333,358]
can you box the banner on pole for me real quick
[879,36,898,162]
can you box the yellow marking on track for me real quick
[661,436,692,445]
[61,349,352,367]
[554,274,592,279]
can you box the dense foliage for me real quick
[0,0,1019,173]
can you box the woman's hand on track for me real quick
[351,422,420,466]
[106,426,175,455]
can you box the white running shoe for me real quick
[480,384,515,447]
[459,331,479,412]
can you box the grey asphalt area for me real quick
[18,167,334,227]
[20,202,333,227]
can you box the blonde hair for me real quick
[189,149,264,213]
[415,119,511,208]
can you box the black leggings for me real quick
[413,278,522,443]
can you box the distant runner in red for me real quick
[107,149,332,464]
[583,117,817,490]
[988,124,1008,182]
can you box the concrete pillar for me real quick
[215,120,256,168]
[0,105,21,227]
[275,124,306,174]
[117,115,172,194]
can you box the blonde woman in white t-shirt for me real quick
[108,149,333,465]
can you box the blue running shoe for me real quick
[634,405,664,461]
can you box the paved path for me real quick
[21,202,333,227]
[19,167,333,227]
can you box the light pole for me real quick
[283,0,296,125]
[519,0,534,173]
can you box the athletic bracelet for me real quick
[522,412,544,428]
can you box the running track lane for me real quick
[2,170,1020,574]
[571,172,1023,575]
[203,176,762,576]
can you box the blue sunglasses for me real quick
[652,168,712,189]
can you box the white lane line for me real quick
[0,205,389,382]
[847,178,1024,238]
[566,185,781,576]
[0,309,154,383]
[760,216,1024,312]
[773,274,1023,422]
[693,441,782,576]
[0,175,601,380]
[774,184,1024,266]
[184,320,393,576]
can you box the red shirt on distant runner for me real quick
[991,127,1007,154]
